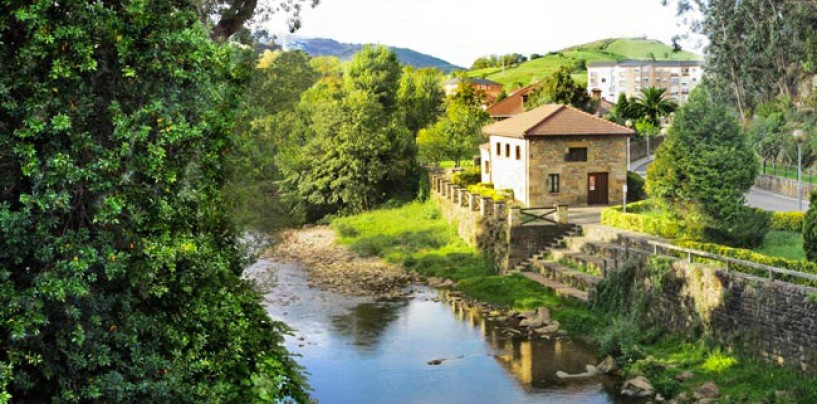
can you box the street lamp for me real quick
[793,129,807,211]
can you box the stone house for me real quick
[443,78,504,105]
[479,104,634,207]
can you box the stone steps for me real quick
[549,250,611,275]
[519,272,590,303]
[533,260,603,292]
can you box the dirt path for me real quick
[265,226,417,297]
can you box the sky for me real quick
[265,0,703,67]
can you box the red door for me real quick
[587,172,609,205]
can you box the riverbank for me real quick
[320,199,817,403]
[265,226,416,297]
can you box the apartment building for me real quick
[587,60,704,104]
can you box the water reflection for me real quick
[256,260,624,404]
[330,300,408,353]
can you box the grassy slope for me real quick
[755,230,806,261]
[331,200,817,402]
[466,38,701,91]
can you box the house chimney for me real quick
[591,88,602,100]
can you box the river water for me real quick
[246,260,630,404]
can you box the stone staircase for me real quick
[507,224,583,274]
[515,224,680,304]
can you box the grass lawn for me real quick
[754,230,805,261]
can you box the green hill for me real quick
[465,38,701,91]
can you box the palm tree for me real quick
[630,87,677,125]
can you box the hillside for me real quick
[466,38,701,91]
[282,37,462,72]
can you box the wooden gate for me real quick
[587,172,609,205]
[519,207,557,225]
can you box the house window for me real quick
[485,160,490,174]
[565,147,588,162]
[505,144,510,158]
[548,174,560,193]
[601,78,607,83]
[496,142,501,156]
[515,145,521,160]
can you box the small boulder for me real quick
[495,316,509,323]
[674,370,694,381]
[515,310,537,319]
[427,277,442,287]
[520,318,546,329]
[488,310,502,317]
[621,376,655,398]
[534,323,560,335]
[694,382,720,400]
[596,356,618,375]
[439,279,456,288]
[426,358,444,366]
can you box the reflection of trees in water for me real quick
[330,299,409,352]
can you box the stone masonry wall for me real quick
[429,174,573,272]
[584,227,817,372]
[527,136,627,207]
[754,173,817,200]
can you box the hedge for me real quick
[770,211,804,232]
[467,183,514,202]
[452,167,481,187]
[600,201,684,239]
[675,239,817,285]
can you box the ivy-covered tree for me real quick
[0,1,307,401]
[648,87,759,245]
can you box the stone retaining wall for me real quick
[629,135,665,162]
[584,226,817,372]
[429,174,574,272]
[754,173,817,200]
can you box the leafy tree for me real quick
[648,87,758,244]
[346,45,402,114]
[665,0,817,117]
[417,126,448,165]
[607,93,638,124]
[803,191,817,262]
[526,65,593,112]
[280,46,416,219]
[226,50,319,231]
[397,67,445,135]
[630,87,677,126]
[0,1,307,402]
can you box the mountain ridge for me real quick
[278,36,463,73]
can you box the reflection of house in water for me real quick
[493,338,599,386]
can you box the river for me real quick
[245,259,632,404]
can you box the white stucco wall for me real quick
[480,147,492,184]
[489,136,528,205]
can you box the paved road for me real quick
[634,158,806,212]
[746,187,808,212]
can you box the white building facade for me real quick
[588,60,704,104]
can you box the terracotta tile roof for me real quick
[482,104,635,138]
[486,84,537,118]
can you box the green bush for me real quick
[601,201,684,239]
[701,207,770,249]
[676,239,817,283]
[452,166,481,187]
[771,211,804,232]
[627,171,647,202]
[466,183,514,202]
[804,190,817,262]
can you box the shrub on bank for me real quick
[626,171,647,203]
[466,183,514,202]
[451,166,481,187]
[600,201,684,239]
[770,211,804,232]
[676,239,817,280]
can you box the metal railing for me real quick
[622,236,817,284]
[762,162,817,185]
